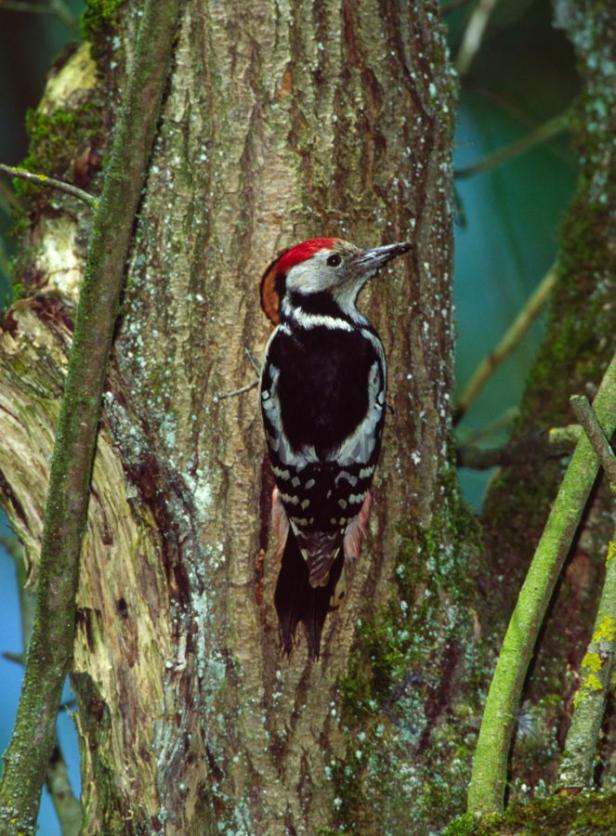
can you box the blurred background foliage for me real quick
[0,0,580,832]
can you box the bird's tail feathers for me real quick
[274,528,343,659]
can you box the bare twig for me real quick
[457,406,518,447]
[457,425,581,470]
[0,1,52,12]
[455,112,569,180]
[0,0,183,830]
[46,747,82,836]
[214,347,261,401]
[0,0,76,28]
[467,353,616,815]
[245,346,262,375]
[214,379,259,402]
[440,0,472,14]
[48,0,77,28]
[0,163,96,207]
[455,0,499,77]
[2,651,25,665]
[570,394,616,488]
[454,264,558,425]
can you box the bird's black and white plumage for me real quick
[259,237,410,657]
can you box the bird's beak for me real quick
[353,241,412,277]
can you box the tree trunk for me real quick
[481,0,616,798]
[0,2,482,833]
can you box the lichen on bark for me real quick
[0,1,489,832]
[480,0,616,804]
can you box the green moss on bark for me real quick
[81,0,126,42]
[9,44,109,300]
[332,463,487,833]
[446,791,616,835]
[16,104,104,197]
[479,0,616,805]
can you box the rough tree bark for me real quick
[0,1,482,833]
[480,0,616,802]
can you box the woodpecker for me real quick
[259,237,411,658]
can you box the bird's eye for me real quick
[327,253,342,267]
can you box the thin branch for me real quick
[467,352,616,815]
[245,346,262,375]
[48,0,77,28]
[455,0,499,77]
[570,395,616,489]
[0,1,52,12]
[464,88,573,167]
[558,537,616,789]
[214,347,261,401]
[46,747,82,836]
[12,548,82,833]
[440,0,472,14]
[0,163,96,207]
[455,112,569,180]
[457,425,581,470]
[548,424,587,445]
[457,406,518,446]
[454,263,558,425]
[0,0,76,28]
[0,0,183,830]
[2,651,24,665]
[214,379,259,402]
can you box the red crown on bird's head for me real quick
[260,237,341,324]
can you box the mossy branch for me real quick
[570,395,616,489]
[0,163,96,207]
[13,543,82,833]
[557,397,616,788]
[467,352,616,815]
[0,0,183,831]
[558,538,616,789]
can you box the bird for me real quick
[259,237,411,658]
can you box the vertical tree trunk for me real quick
[0,2,481,832]
[481,0,616,796]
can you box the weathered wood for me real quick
[0,2,472,832]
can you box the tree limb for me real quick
[455,0,499,77]
[454,113,569,180]
[558,537,616,789]
[0,0,183,830]
[454,264,558,425]
[467,352,616,815]
[0,0,76,27]
[0,163,96,207]
[570,395,616,489]
[457,425,581,470]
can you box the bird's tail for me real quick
[274,529,343,659]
